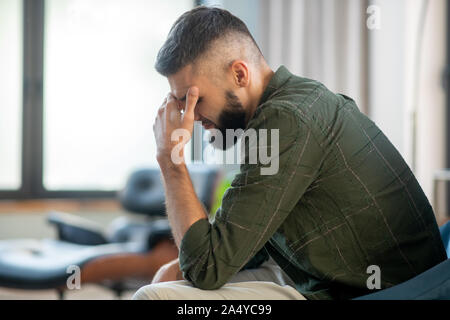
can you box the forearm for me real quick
[158,157,209,248]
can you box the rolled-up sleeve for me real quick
[179,104,324,290]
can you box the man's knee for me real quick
[132,281,192,300]
[132,283,167,300]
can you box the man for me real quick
[133,6,447,300]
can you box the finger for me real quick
[164,94,180,120]
[185,87,198,115]
[158,106,165,118]
[157,98,168,119]
[182,87,198,127]
[165,94,177,110]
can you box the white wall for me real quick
[370,0,446,208]
[368,0,406,156]
[413,0,447,214]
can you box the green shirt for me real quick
[179,66,447,300]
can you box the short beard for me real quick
[209,90,247,150]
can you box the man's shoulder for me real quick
[251,75,338,129]
[266,74,324,106]
[273,74,342,112]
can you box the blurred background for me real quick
[0,0,448,299]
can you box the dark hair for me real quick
[155,6,261,76]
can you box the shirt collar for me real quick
[257,65,293,107]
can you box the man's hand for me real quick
[153,86,208,249]
[151,258,184,284]
[153,86,199,164]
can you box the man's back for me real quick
[177,65,446,300]
[260,66,447,299]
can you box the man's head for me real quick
[155,6,271,149]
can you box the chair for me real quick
[0,165,220,298]
[355,221,450,300]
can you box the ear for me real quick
[230,61,250,88]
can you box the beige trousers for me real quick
[132,258,306,300]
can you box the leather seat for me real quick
[0,239,145,289]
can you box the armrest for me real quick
[47,211,108,245]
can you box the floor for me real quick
[0,285,136,300]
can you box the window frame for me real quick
[446,0,450,214]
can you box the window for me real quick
[0,0,23,190]
[43,0,193,191]
[0,0,194,199]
